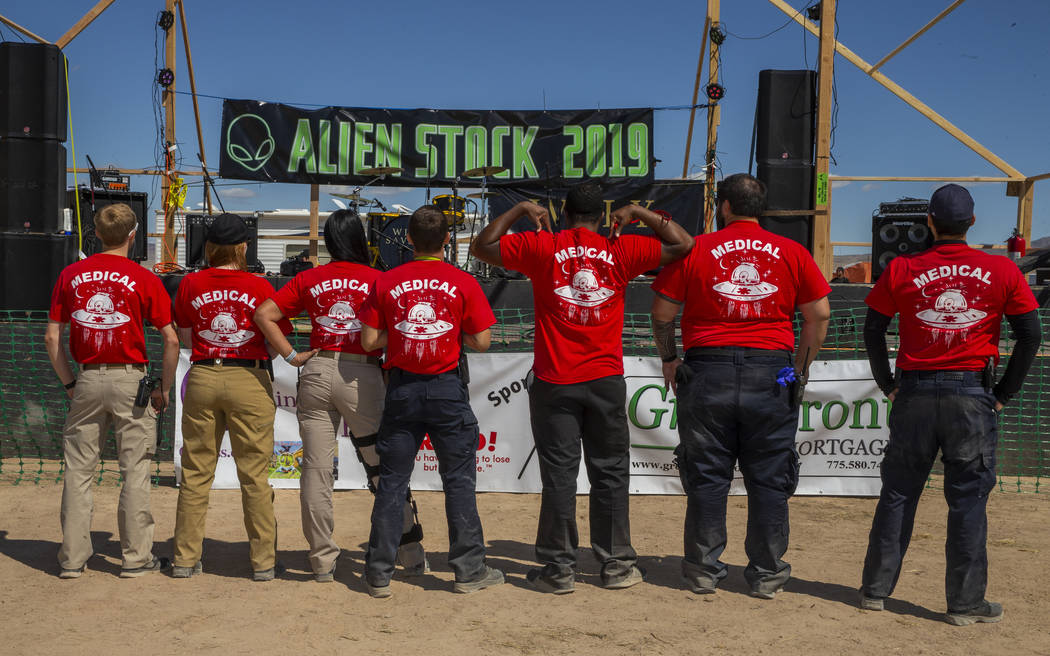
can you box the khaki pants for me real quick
[296,354,386,574]
[59,365,157,570]
[175,364,277,572]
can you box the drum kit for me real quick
[331,165,508,274]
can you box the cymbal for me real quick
[358,166,403,176]
[462,165,508,178]
[466,191,500,199]
[330,192,372,203]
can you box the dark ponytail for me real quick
[323,210,371,265]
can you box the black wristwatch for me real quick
[64,379,77,390]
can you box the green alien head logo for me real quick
[226,114,275,172]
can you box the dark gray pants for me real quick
[861,370,998,613]
[675,350,799,594]
[528,374,637,582]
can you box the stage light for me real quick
[706,83,725,101]
[157,68,175,88]
[157,11,175,31]
[806,2,822,21]
[709,25,726,46]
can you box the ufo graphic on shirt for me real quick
[712,263,779,302]
[199,312,255,347]
[315,301,362,334]
[553,268,616,308]
[395,302,454,340]
[71,292,131,330]
[915,289,987,329]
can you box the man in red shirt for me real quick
[860,184,1040,625]
[650,173,831,599]
[45,203,180,579]
[471,182,693,593]
[359,205,502,597]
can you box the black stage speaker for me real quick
[871,200,932,281]
[65,189,149,261]
[0,43,67,141]
[757,161,814,250]
[0,138,66,232]
[756,69,816,165]
[0,232,77,310]
[755,70,817,252]
[185,214,259,270]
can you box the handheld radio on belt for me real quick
[134,366,158,408]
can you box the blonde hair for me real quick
[94,203,138,248]
[205,241,248,270]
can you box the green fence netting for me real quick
[1,307,1046,492]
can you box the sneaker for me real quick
[945,601,1003,626]
[401,556,430,577]
[526,568,575,595]
[367,581,392,598]
[315,560,337,583]
[603,565,645,590]
[860,594,885,611]
[59,565,85,579]
[682,575,717,595]
[120,557,170,578]
[171,561,202,578]
[749,586,782,600]
[453,565,505,594]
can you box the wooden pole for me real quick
[682,16,710,178]
[1016,180,1035,244]
[868,0,967,74]
[829,175,1017,182]
[703,0,721,233]
[812,0,836,278]
[0,14,50,44]
[766,0,1023,179]
[161,0,178,262]
[1027,172,1050,183]
[55,0,116,49]
[309,184,320,264]
[175,0,213,215]
[67,167,205,177]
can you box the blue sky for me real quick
[6,0,1049,251]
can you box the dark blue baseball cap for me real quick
[929,184,974,223]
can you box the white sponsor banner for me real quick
[175,352,888,496]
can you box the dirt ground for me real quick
[0,485,1047,656]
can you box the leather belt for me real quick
[81,363,147,371]
[192,358,269,369]
[686,347,791,358]
[316,350,381,366]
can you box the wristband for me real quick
[64,379,77,390]
[283,349,298,364]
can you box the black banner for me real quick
[219,100,654,189]
[488,179,707,237]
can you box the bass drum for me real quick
[372,214,412,270]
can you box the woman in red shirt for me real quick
[172,214,286,581]
[255,210,427,583]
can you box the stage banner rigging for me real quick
[218,99,654,188]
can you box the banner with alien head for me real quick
[218,99,654,189]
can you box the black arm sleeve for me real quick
[863,307,896,397]
[993,310,1042,405]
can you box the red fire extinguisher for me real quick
[1007,228,1026,261]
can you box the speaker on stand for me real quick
[870,199,932,281]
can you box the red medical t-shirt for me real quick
[49,253,173,365]
[174,268,286,362]
[359,260,495,375]
[652,221,830,352]
[270,261,381,356]
[866,242,1037,370]
[500,228,662,384]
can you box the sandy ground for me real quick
[0,485,1048,656]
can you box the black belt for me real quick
[389,366,459,383]
[900,370,981,380]
[686,346,791,358]
[192,358,270,369]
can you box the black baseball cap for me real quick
[207,213,249,245]
[565,181,604,215]
[929,184,975,223]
